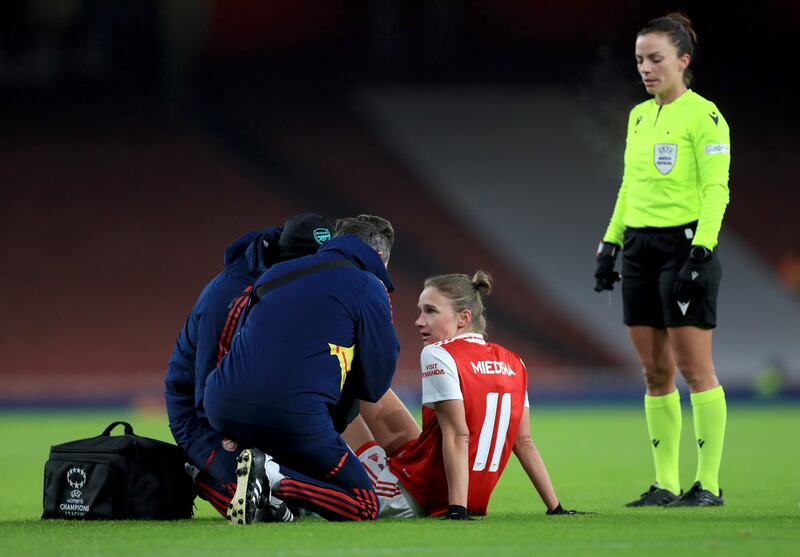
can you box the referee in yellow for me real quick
[594,13,729,507]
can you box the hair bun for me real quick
[472,270,493,297]
[665,12,697,47]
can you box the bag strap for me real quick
[102,421,134,436]
[253,259,357,303]
[242,259,357,323]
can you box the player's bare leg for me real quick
[342,415,377,453]
[358,389,420,455]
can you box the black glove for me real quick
[674,246,713,303]
[546,503,590,515]
[594,241,621,292]
[443,505,473,520]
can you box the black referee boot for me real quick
[625,484,681,507]
[665,482,724,507]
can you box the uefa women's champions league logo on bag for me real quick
[654,143,677,174]
[44,421,196,520]
[67,466,87,497]
[58,466,92,516]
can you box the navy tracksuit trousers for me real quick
[205,391,378,521]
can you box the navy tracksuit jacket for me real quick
[164,227,281,514]
[205,235,400,520]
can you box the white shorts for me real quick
[355,441,424,519]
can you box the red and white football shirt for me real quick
[388,333,528,516]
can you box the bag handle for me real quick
[102,421,134,436]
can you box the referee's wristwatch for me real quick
[689,245,713,262]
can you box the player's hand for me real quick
[674,246,712,303]
[594,242,621,292]
[443,505,473,520]
[546,503,591,515]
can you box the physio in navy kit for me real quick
[164,212,333,516]
[205,215,399,523]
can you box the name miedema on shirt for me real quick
[471,361,516,376]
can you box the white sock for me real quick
[264,455,285,490]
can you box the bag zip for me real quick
[49,448,129,455]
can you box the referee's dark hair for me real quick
[639,12,698,86]
[334,214,394,265]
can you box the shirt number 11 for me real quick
[473,392,511,472]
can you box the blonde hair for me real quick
[424,271,493,335]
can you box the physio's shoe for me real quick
[228,449,272,525]
[254,501,295,523]
[625,484,681,507]
[666,481,724,507]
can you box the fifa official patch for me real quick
[654,144,677,174]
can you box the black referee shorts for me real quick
[621,222,721,328]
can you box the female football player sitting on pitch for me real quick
[346,271,584,519]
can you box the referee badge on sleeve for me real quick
[654,144,677,174]
[704,144,730,155]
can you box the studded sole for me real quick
[227,450,254,525]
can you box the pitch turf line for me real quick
[1,405,798,556]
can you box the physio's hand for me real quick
[594,242,621,292]
[443,504,473,520]
[674,246,712,303]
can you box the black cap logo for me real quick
[313,228,332,244]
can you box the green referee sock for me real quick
[644,389,682,495]
[691,385,727,496]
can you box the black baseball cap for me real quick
[278,212,333,261]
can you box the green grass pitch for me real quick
[1,404,798,556]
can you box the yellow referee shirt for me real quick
[603,89,731,249]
